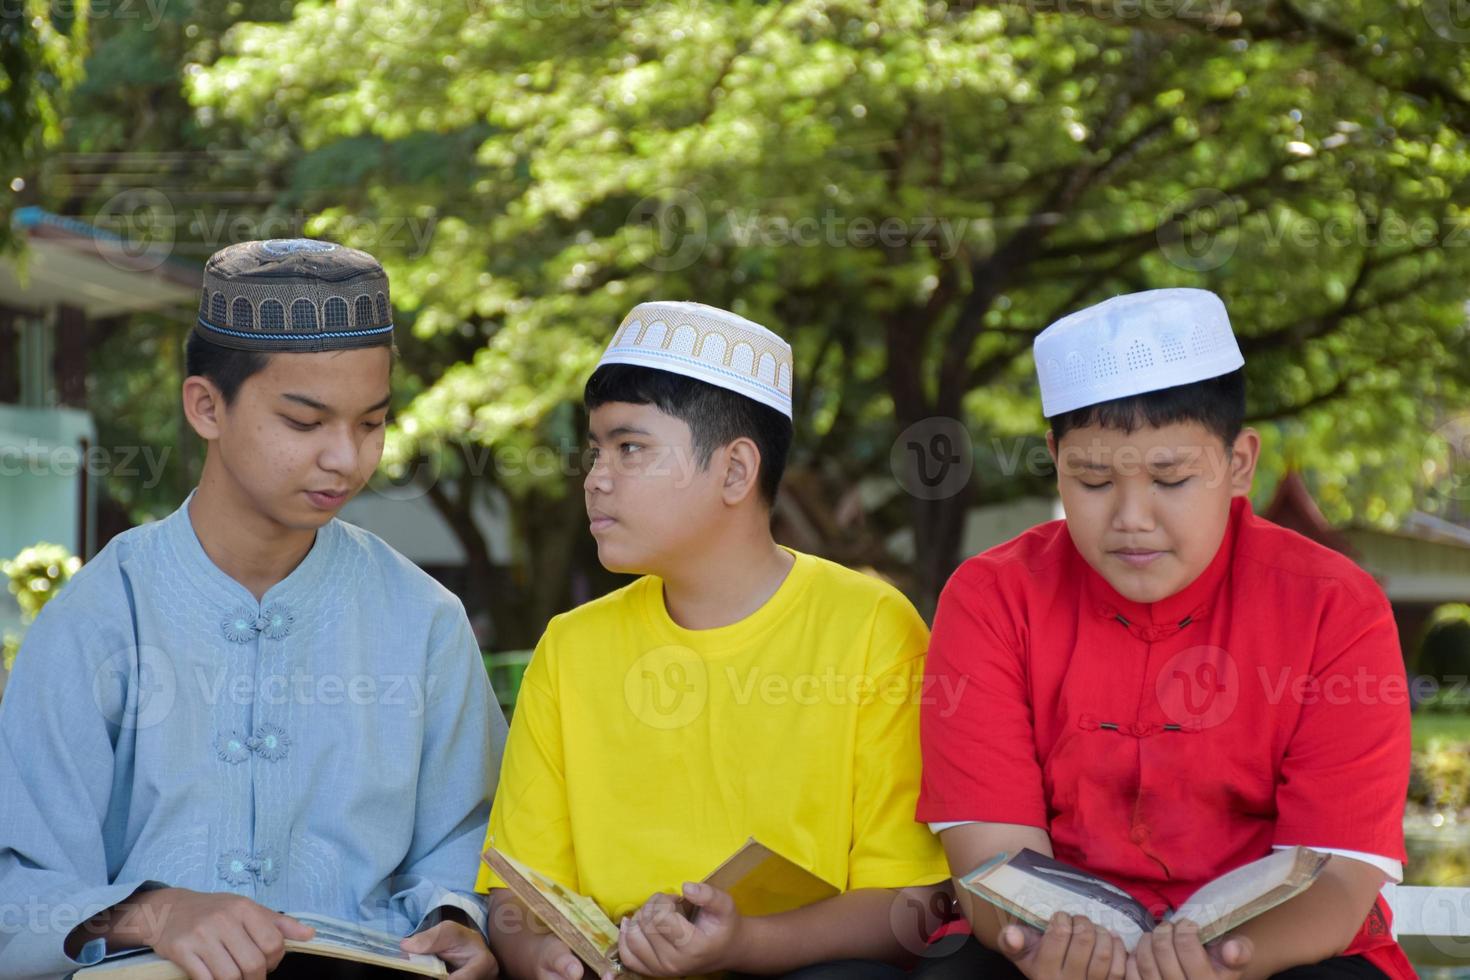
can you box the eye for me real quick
[1156,477,1190,489]
[362,419,385,431]
[588,446,601,461]
[282,416,319,432]
[1079,480,1111,491]
[620,442,642,455]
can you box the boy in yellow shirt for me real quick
[478,301,950,980]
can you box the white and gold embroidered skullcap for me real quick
[597,301,794,418]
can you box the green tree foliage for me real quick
[164,1,1470,617]
[40,1,298,525]
[1,0,88,249]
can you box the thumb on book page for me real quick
[682,881,734,917]
[276,914,315,941]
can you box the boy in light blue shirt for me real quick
[0,240,506,980]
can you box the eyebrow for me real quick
[282,392,392,414]
[1075,456,1188,474]
[588,425,654,443]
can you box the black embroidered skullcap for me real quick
[193,239,394,352]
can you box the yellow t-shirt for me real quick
[475,548,949,919]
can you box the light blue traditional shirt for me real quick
[0,497,507,979]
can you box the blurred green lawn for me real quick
[1413,714,1470,750]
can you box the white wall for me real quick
[1344,528,1470,604]
[884,495,1065,563]
[338,482,512,567]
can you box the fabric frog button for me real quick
[247,723,292,762]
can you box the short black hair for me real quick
[185,331,399,404]
[1048,368,1246,448]
[584,363,793,506]
[185,331,270,405]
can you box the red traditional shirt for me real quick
[918,496,1413,980]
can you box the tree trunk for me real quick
[423,476,504,642]
[910,481,974,621]
[54,304,88,409]
[0,307,19,404]
[884,302,978,619]
[524,464,590,639]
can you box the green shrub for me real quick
[484,649,534,715]
[1411,738,1470,812]
[2,543,81,671]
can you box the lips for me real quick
[306,489,351,510]
[1111,548,1165,567]
[588,512,617,532]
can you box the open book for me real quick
[958,846,1329,953]
[483,838,840,978]
[74,912,447,978]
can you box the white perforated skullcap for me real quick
[1033,288,1244,417]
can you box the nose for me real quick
[584,447,612,496]
[318,423,366,480]
[1111,481,1156,534]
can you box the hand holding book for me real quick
[400,918,499,979]
[75,903,450,978]
[483,837,839,979]
[618,881,745,977]
[955,845,1325,980]
[959,846,1327,954]
[990,913,1255,980]
[996,910,1128,980]
[1123,920,1254,980]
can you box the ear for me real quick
[1229,427,1260,496]
[182,375,227,441]
[1045,429,1058,465]
[719,437,763,508]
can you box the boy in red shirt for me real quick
[915,288,1413,980]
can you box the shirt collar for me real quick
[165,489,338,610]
[1078,495,1250,638]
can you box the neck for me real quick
[659,517,794,630]
[189,458,318,601]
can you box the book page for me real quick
[1171,847,1327,942]
[75,914,448,979]
[288,912,445,969]
[485,848,622,963]
[492,850,620,946]
[960,849,1154,951]
[74,951,186,980]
